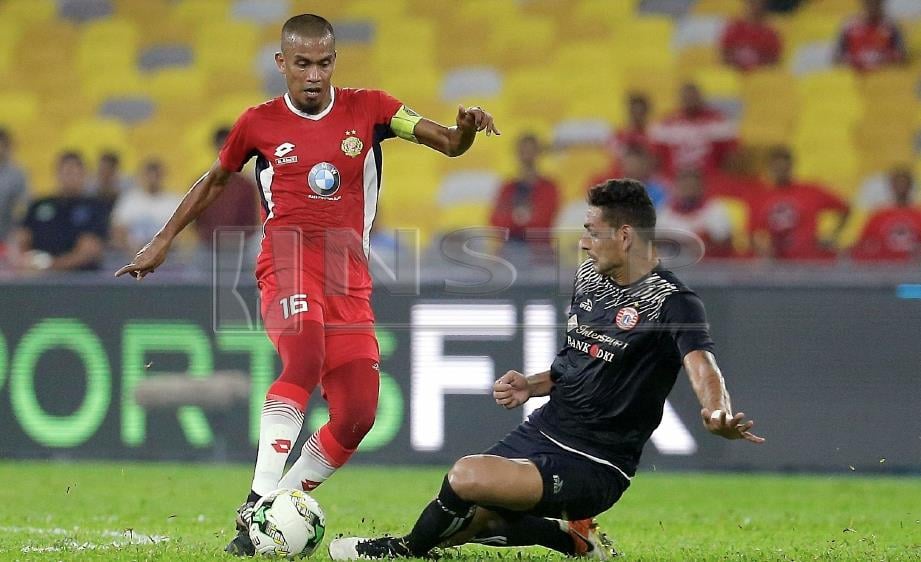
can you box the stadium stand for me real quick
[0,0,919,268]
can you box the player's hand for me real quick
[114,236,171,280]
[493,370,529,409]
[456,105,501,136]
[701,409,764,444]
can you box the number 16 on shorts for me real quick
[280,294,308,319]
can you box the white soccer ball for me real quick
[249,489,326,558]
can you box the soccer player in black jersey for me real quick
[329,179,764,560]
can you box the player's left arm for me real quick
[684,350,763,443]
[409,105,500,157]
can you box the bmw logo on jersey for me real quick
[307,162,341,199]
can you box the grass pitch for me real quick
[0,461,918,561]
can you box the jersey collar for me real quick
[284,87,336,120]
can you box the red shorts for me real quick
[257,267,378,372]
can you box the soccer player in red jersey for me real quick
[833,0,907,72]
[719,0,782,71]
[115,14,499,556]
[852,167,921,261]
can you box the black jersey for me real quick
[528,259,714,477]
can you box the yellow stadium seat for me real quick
[693,66,742,99]
[114,0,170,22]
[553,148,611,203]
[787,13,844,47]
[818,207,866,249]
[488,17,558,70]
[798,0,859,17]
[573,0,640,23]
[624,70,678,118]
[50,119,138,179]
[438,203,492,232]
[81,68,146,105]
[553,43,625,106]
[0,20,25,80]
[342,0,408,21]
[77,19,140,78]
[434,16,493,69]
[502,68,566,120]
[0,0,56,23]
[196,21,261,73]
[373,18,437,69]
[797,146,860,197]
[677,46,721,74]
[170,0,231,26]
[147,67,208,106]
[333,44,379,89]
[858,68,916,97]
[0,91,39,133]
[714,197,751,254]
[740,114,791,147]
[610,17,676,70]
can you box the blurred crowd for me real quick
[489,0,920,264]
[0,0,919,278]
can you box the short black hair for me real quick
[213,126,231,148]
[58,151,84,167]
[100,151,120,166]
[767,144,792,162]
[587,179,656,236]
[281,14,335,48]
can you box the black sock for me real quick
[403,476,474,556]
[246,490,261,504]
[473,513,575,555]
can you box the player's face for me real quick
[581,206,627,276]
[276,34,336,113]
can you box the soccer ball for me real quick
[249,489,326,558]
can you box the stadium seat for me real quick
[787,14,843,52]
[0,20,25,80]
[610,17,676,71]
[0,0,56,23]
[195,21,261,74]
[0,91,39,134]
[692,0,738,17]
[81,67,146,106]
[76,18,140,78]
[436,170,501,208]
[553,147,611,203]
[789,41,836,75]
[693,66,742,99]
[438,203,492,233]
[553,119,613,149]
[232,0,290,24]
[170,0,231,26]
[341,0,408,22]
[798,0,860,18]
[487,16,558,70]
[441,67,503,102]
[673,15,727,50]
[676,45,721,74]
[713,196,751,254]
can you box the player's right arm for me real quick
[493,370,553,409]
[114,161,234,279]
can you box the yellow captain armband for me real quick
[390,105,423,143]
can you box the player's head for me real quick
[213,126,231,151]
[626,92,650,126]
[57,151,87,196]
[0,127,10,162]
[140,159,165,194]
[621,145,653,180]
[862,0,884,20]
[582,179,656,276]
[767,145,794,186]
[745,0,767,20]
[276,14,336,114]
[679,82,704,114]
[889,165,914,206]
[516,133,540,170]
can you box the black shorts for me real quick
[481,422,630,520]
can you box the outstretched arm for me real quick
[684,350,764,444]
[115,161,234,279]
[413,105,500,157]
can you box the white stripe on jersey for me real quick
[259,162,275,225]
[539,430,633,481]
[361,146,379,259]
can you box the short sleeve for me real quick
[373,90,404,124]
[660,292,715,359]
[219,110,255,172]
[87,200,110,239]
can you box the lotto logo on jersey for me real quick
[615,307,639,330]
[307,162,341,199]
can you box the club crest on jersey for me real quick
[274,142,298,165]
[307,162,341,199]
[341,130,363,158]
[615,306,639,330]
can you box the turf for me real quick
[0,461,918,561]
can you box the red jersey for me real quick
[489,176,561,239]
[649,108,738,177]
[852,206,921,262]
[604,126,653,160]
[751,182,849,260]
[720,19,782,71]
[834,16,907,71]
[219,88,406,292]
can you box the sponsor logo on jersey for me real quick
[552,474,564,495]
[567,314,578,332]
[567,335,616,363]
[615,306,639,330]
[574,325,629,349]
[307,162,341,199]
[341,130,363,157]
[274,142,298,165]
[579,299,593,312]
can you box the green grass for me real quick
[0,461,918,561]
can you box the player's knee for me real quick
[447,456,487,502]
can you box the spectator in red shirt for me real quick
[852,167,921,261]
[751,146,850,260]
[720,0,783,71]
[490,133,560,261]
[195,127,260,269]
[833,0,908,71]
[605,92,653,160]
[658,168,735,259]
[650,82,738,177]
